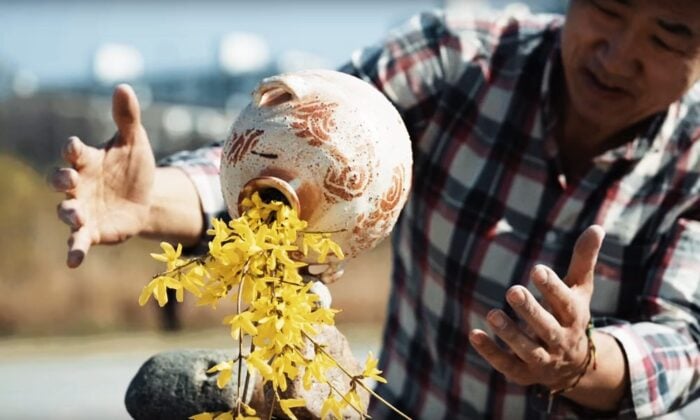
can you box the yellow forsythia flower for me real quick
[150,242,184,270]
[143,192,351,418]
[241,403,256,416]
[321,395,344,419]
[246,350,273,380]
[189,413,215,420]
[206,360,234,389]
[341,389,363,411]
[138,275,181,307]
[223,312,258,338]
[279,398,306,420]
[362,351,387,383]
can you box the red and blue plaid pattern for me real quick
[164,10,700,419]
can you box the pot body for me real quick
[220,69,412,260]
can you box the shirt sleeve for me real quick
[539,214,700,419]
[157,141,229,254]
[593,215,700,418]
[338,10,485,139]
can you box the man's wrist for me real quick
[560,331,628,412]
[138,167,205,246]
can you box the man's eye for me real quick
[652,36,681,54]
[591,1,621,18]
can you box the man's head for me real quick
[561,0,700,132]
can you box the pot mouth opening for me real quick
[238,176,301,217]
[258,187,290,206]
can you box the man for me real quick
[52,1,700,418]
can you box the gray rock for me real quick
[125,349,260,420]
[125,326,365,419]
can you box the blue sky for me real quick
[0,0,440,87]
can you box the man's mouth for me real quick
[581,67,631,98]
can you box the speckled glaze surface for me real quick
[220,69,412,260]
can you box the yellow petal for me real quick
[155,282,168,307]
[161,242,176,256]
[216,368,232,389]
[150,252,169,263]
[242,403,256,416]
[246,354,273,379]
[138,280,157,306]
[279,398,306,420]
[189,413,215,420]
[321,396,342,420]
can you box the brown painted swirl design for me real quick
[323,149,371,202]
[380,166,405,212]
[290,100,338,146]
[225,129,264,165]
[352,209,391,252]
[351,167,405,251]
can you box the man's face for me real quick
[562,0,700,130]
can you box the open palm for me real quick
[52,84,155,267]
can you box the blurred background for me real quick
[4,1,692,419]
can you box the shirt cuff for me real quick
[159,162,228,256]
[596,323,663,419]
[170,163,226,218]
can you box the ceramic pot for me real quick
[220,69,412,261]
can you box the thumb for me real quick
[112,84,142,143]
[565,225,605,293]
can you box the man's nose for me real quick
[596,30,641,79]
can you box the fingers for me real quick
[112,84,142,142]
[565,225,605,291]
[57,199,85,229]
[486,308,552,364]
[62,136,99,170]
[505,285,565,348]
[531,265,577,326]
[49,167,80,193]
[469,329,533,386]
[67,227,92,268]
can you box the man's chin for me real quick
[568,96,632,129]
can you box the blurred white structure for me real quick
[219,32,271,74]
[12,69,39,97]
[196,109,230,139]
[93,43,144,84]
[162,105,193,138]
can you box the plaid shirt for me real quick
[162,10,700,419]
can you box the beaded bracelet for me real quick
[547,321,598,413]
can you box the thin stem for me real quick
[272,389,283,420]
[236,272,244,416]
[267,391,276,420]
[152,257,204,279]
[279,279,304,286]
[326,381,370,419]
[288,346,368,418]
[240,341,256,409]
[303,332,412,420]
[302,332,355,378]
[362,385,411,420]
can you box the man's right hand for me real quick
[51,84,156,268]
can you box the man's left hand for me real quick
[469,225,605,391]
